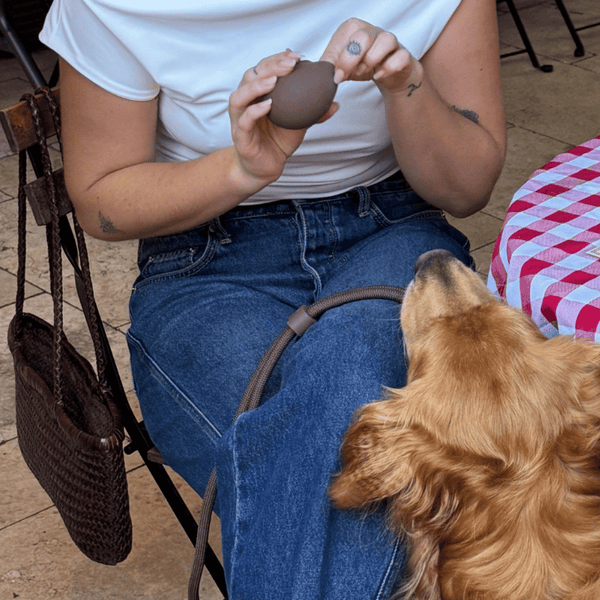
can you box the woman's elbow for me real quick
[446,145,505,218]
[67,191,123,241]
[64,175,127,241]
[445,195,490,219]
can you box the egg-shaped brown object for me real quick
[264,60,337,130]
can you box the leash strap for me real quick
[188,285,405,599]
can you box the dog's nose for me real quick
[414,249,455,276]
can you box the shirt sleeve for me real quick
[39,0,159,100]
[396,0,461,60]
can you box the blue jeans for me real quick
[126,171,473,599]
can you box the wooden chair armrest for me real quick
[0,86,61,153]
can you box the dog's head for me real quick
[398,249,600,463]
[330,249,600,599]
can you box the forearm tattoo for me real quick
[407,82,422,97]
[452,105,480,125]
[346,40,362,56]
[98,211,124,235]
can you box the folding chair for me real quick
[498,0,585,72]
[0,7,228,598]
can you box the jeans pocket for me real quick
[133,229,218,289]
[367,191,444,228]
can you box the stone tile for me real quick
[500,58,600,146]
[472,243,497,282]
[0,467,223,600]
[563,0,600,22]
[0,197,138,328]
[498,2,600,66]
[485,126,572,220]
[0,438,53,529]
[0,154,21,198]
[576,52,600,74]
[0,267,42,309]
[0,130,12,160]
[0,77,33,112]
[445,211,505,253]
[125,389,144,425]
[500,41,521,56]
[82,236,139,329]
[0,147,62,198]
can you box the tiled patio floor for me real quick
[1,1,599,598]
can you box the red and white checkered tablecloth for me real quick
[488,136,600,340]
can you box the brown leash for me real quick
[188,285,405,599]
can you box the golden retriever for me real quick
[329,249,600,600]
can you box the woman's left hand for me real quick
[319,19,422,95]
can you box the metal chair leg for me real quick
[498,0,553,72]
[554,0,585,57]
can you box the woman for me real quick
[40,0,505,596]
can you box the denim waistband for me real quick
[226,168,408,213]
[138,169,425,263]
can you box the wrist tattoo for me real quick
[407,81,422,97]
[452,105,480,125]
[98,211,124,235]
[346,40,362,56]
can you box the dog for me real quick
[329,249,600,600]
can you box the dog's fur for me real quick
[329,249,600,600]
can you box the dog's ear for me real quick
[329,390,415,510]
[329,388,456,600]
[329,388,460,518]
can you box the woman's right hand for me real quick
[229,50,337,190]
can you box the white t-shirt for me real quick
[40,0,460,203]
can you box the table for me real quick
[488,136,600,341]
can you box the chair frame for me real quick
[498,0,589,73]
[0,6,228,598]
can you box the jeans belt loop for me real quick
[209,217,231,245]
[357,186,370,218]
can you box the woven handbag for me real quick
[7,89,132,565]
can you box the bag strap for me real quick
[188,285,405,599]
[15,90,109,398]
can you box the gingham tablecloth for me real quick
[488,136,600,340]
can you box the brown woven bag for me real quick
[7,89,132,565]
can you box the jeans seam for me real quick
[292,201,322,297]
[227,414,245,593]
[369,205,445,229]
[225,208,297,222]
[324,202,345,268]
[374,538,402,600]
[126,331,223,441]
